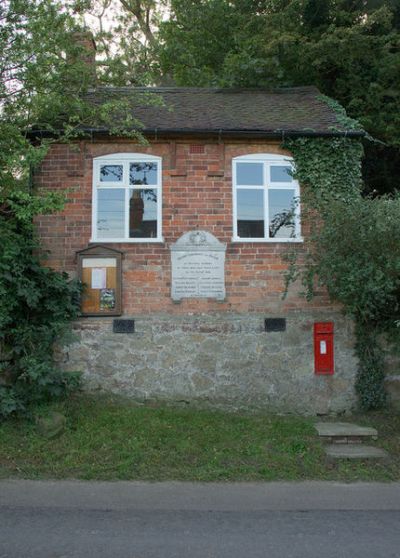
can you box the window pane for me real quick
[99,164,123,182]
[97,189,125,238]
[129,189,158,238]
[237,189,264,238]
[129,162,158,185]
[270,165,293,182]
[236,163,263,186]
[268,189,296,238]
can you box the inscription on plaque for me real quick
[171,231,226,301]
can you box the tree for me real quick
[1,0,93,199]
[0,0,91,416]
[84,0,168,85]
[157,0,400,194]
[0,1,161,417]
[158,0,239,86]
[0,0,111,416]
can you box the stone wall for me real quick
[60,311,358,415]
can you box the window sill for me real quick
[231,237,304,243]
[90,238,165,244]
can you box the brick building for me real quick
[34,86,365,414]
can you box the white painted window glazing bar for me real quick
[232,154,302,243]
[232,160,238,239]
[91,153,162,243]
[263,160,269,239]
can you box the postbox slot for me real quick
[314,322,333,334]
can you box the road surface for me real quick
[1,481,400,558]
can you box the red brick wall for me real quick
[34,138,334,315]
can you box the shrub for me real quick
[304,194,400,409]
[285,136,400,410]
[0,195,81,418]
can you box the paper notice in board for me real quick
[91,268,107,289]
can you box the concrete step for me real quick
[315,422,378,444]
[325,444,389,460]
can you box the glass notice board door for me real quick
[77,246,122,316]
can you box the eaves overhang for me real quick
[28,127,366,141]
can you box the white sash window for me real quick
[91,153,162,243]
[232,154,302,242]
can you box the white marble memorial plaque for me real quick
[171,231,226,301]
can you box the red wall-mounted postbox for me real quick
[314,322,334,375]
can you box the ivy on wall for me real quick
[284,133,400,410]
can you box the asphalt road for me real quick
[1,481,400,558]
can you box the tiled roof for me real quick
[85,86,364,137]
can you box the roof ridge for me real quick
[88,85,320,94]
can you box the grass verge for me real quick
[0,394,399,481]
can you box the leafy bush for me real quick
[0,2,146,418]
[0,195,81,418]
[285,136,400,409]
[304,194,400,409]
[304,195,400,324]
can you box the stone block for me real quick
[36,412,66,439]
[325,444,389,459]
[191,372,215,392]
[315,422,378,440]
[385,375,400,410]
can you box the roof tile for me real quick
[85,86,363,137]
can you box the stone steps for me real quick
[315,422,378,444]
[325,444,389,460]
[315,422,389,460]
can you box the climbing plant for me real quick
[284,131,400,410]
[0,193,82,418]
[0,1,155,418]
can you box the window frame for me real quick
[91,152,163,243]
[77,244,123,317]
[232,153,302,243]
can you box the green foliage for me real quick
[87,0,168,86]
[285,134,400,410]
[0,195,82,418]
[159,0,240,86]
[0,1,147,201]
[157,0,400,194]
[1,1,88,197]
[286,135,364,204]
[159,0,400,144]
[0,1,92,418]
[354,326,387,410]
[0,1,154,418]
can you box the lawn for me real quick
[0,394,399,481]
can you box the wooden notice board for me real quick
[77,246,122,316]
